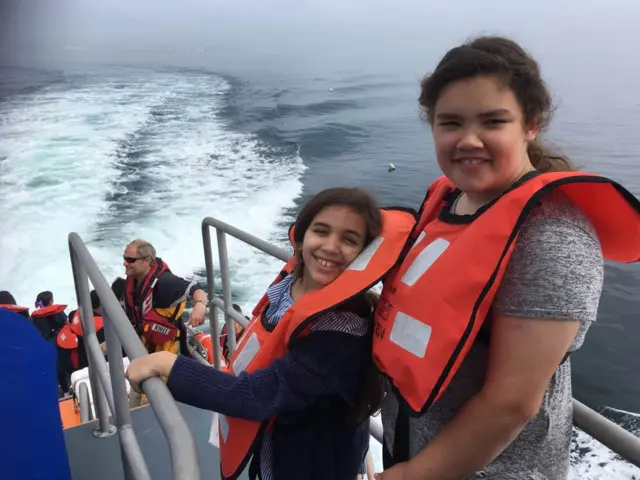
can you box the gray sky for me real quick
[2,0,639,75]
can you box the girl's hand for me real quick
[125,352,177,393]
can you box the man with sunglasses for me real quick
[121,239,207,355]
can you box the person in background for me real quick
[31,290,69,395]
[111,277,126,311]
[373,35,640,480]
[56,290,107,395]
[72,290,106,369]
[0,290,29,318]
[121,239,207,355]
[31,291,68,341]
[125,187,416,480]
[219,303,247,361]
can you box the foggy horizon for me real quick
[2,0,639,76]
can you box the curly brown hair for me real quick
[419,35,575,173]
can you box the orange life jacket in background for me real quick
[218,208,416,480]
[124,259,185,347]
[30,304,68,340]
[0,304,29,318]
[69,309,104,337]
[57,324,80,370]
[56,311,104,371]
[31,304,67,318]
[373,172,640,416]
[192,331,227,368]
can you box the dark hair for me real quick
[291,187,383,280]
[35,291,53,308]
[419,35,574,173]
[90,290,101,311]
[292,187,386,423]
[111,277,126,300]
[0,291,17,305]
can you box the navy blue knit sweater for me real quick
[166,312,372,480]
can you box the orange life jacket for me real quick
[0,304,29,317]
[57,324,80,370]
[69,309,104,337]
[57,311,104,370]
[373,171,640,416]
[31,304,67,318]
[30,304,68,340]
[124,259,185,346]
[218,208,417,480]
[193,331,227,368]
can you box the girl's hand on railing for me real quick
[125,351,178,394]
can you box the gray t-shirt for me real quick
[381,191,604,479]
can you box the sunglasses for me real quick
[123,256,144,264]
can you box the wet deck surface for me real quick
[64,402,249,479]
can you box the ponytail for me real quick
[527,139,576,173]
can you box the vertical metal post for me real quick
[69,231,201,479]
[202,223,222,370]
[216,230,237,357]
[69,247,113,437]
[92,378,115,438]
[104,310,151,480]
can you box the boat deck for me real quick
[64,402,249,479]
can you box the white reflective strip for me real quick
[142,294,153,315]
[411,231,426,250]
[209,412,220,447]
[390,311,432,358]
[60,333,66,341]
[401,237,449,286]
[347,236,384,271]
[232,332,260,376]
[219,414,229,443]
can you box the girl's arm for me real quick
[166,317,369,420]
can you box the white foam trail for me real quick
[604,406,640,418]
[0,70,161,306]
[571,428,640,479]
[367,428,640,478]
[0,68,304,312]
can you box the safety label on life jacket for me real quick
[390,311,432,358]
[151,323,171,336]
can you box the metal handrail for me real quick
[202,216,290,368]
[68,232,201,480]
[573,399,640,467]
[200,217,640,470]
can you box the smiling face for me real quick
[432,75,539,202]
[300,205,367,290]
[123,244,152,280]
